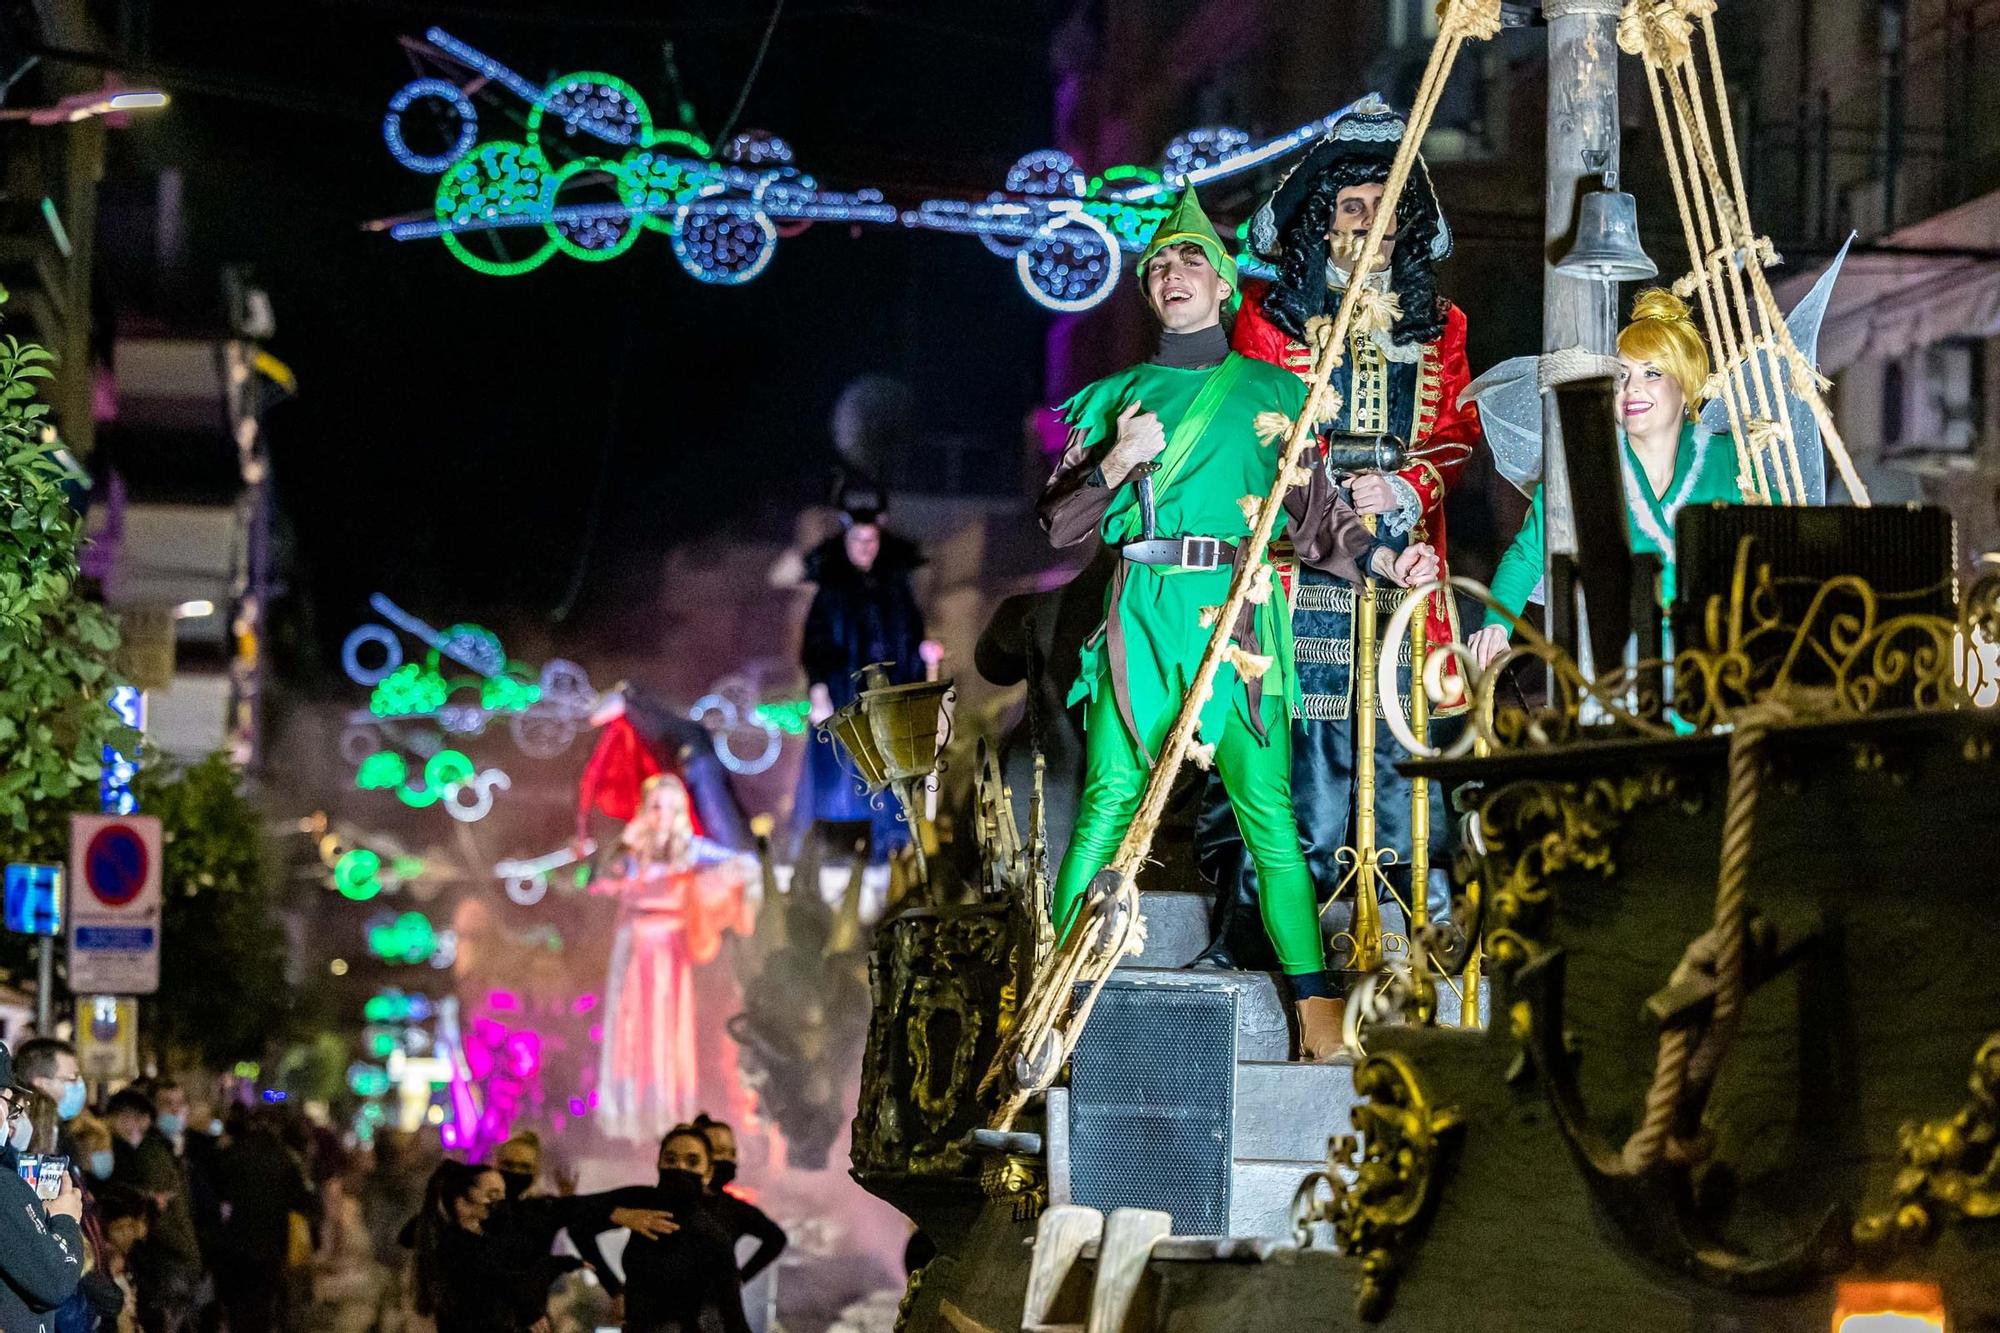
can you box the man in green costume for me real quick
[1039,188,1435,1059]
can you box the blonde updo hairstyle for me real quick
[1617,288,1709,419]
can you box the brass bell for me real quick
[1557,175,1658,282]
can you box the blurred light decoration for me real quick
[341,593,594,760]
[334,849,386,901]
[367,911,441,965]
[0,86,170,125]
[376,29,1367,310]
[347,1062,392,1097]
[494,839,596,906]
[690,685,785,776]
[100,686,144,816]
[364,989,435,1023]
[352,746,510,823]
[433,993,548,1157]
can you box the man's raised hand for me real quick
[1104,402,1167,486]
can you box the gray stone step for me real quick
[1228,1158,1325,1239]
[1124,889,1212,969]
[1096,964,1489,1063]
[1232,1060,1356,1162]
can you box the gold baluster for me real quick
[1341,518,1386,973]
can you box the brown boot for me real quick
[1294,996,1348,1062]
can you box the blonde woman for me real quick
[1468,288,1742,667]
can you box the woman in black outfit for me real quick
[410,1162,580,1333]
[571,1126,750,1333]
[406,1159,676,1333]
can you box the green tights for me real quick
[1051,681,1327,978]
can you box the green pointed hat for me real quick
[1139,186,1239,310]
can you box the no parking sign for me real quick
[68,815,163,995]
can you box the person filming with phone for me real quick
[1,1040,87,1333]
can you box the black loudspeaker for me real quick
[1670,503,1957,710]
[1068,979,1236,1235]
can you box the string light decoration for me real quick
[342,593,594,759]
[383,78,479,172]
[377,29,1369,311]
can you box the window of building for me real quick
[1881,337,1984,467]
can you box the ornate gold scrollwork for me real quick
[1853,1032,2000,1259]
[1291,1052,1463,1322]
[1673,544,1995,730]
[1474,771,1694,972]
[978,1152,1047,1222]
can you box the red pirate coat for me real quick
[1230,277,1483,685]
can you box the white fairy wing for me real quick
[1459,355,1544,496]
[1698,234,1854,504]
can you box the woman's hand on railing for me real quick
[1466,624,1510,669]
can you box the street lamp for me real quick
[0,87,169,126]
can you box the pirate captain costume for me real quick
[1039,187,1380,1058]
[1197,94,1486,970]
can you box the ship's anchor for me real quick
[1512,910,1849,1290]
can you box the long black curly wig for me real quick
[1260,157,1447,350]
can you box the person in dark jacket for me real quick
[570,1125,750,1333]
[690,1115,786,1285]
[210,1107,319,1333]
[796,491,939,863]
[412,1162,555,1333]
[401,1159,674,1333]
[0,1043,87,1333]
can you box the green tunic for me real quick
[1485,421,1741,626]
[1060,354,1310,748]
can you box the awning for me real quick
[1772,186,2000,373]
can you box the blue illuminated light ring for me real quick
[671,188,778,286]
[385,79,480,174]
[343,625,405,687]
[1015,209,1120,313]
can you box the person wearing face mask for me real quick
[15,1038,88,1163]
[106,1087,204,1333]
[570,1126,749,1333]
[491,1130,545,1203]
[689,1115,787,1288]
[72,1113,117,1184]
[401,1159,672,1333]
[0,1042,87,1333]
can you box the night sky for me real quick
[91,0,1058,671]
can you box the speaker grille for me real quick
[1068,981,1236,1235]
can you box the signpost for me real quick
[75,995,140,1082]
[3,862,64,1033]
[68,814,163,996]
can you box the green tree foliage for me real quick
[138,753,296,1068]
[0,319,135,830]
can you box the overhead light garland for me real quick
[377,28,1361,310]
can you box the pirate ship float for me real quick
[841,2,2000,1328]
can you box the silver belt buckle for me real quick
[1180,536,1220,569]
